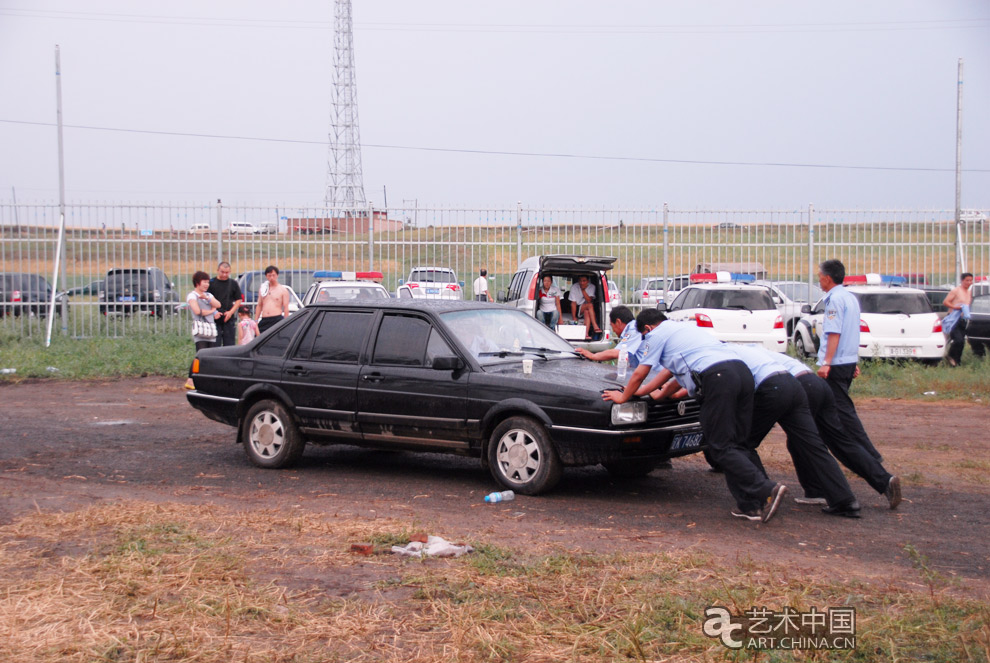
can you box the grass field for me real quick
[1,501,987,662]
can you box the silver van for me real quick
[500,254,616,352]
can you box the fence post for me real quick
[807,203,815,303]
[662,202,670,302]
[368,202,375,270]
[516,201,523,267]
[216,199,224,264]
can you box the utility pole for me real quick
[954,58,965,279]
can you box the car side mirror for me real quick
[458,280,465,288]
[772,296,782,304]
[800,304,811,314]
[398,279,405,286]
[657,301,668,312]
[431,355,464,371]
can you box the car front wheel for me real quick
[794,333,811,358]
[241,399,306,468]
[487,416,562,495]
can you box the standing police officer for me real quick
[815,259,883,461]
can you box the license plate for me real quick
[426,288,439,294]
[117,296,136,302]
[886,346,918,356]
[671,431,703,451]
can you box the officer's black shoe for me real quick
[822,500,861,518]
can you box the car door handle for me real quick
[362,373,385,383]
[285,367,309,377]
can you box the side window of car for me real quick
[253,311,309,357]
[293,311,372,363]
[372,314,432,366]
[506,271,526,301]
[425,328,455,365]
[668,289,690,311]
[812,299,825,315]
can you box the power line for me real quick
[3,117,988,174]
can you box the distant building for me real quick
[288,210,402,234]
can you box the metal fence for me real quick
[1,200,986,339]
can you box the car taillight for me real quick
[446,284,460,291]
[932,320,942,333]
[11,290,21,302]
[642,291,649,298]
[860,319,870,333]
[773,315,783,329]
[408,283,419,288]
[527,274,537,300]
[696,313,713,328]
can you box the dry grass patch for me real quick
[1,501,987,662]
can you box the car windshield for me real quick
[440,308,575,364]
[106,271,151,290]
[777,283,823,302]
[703,289,776,311]
[855,292,932,315]
[410,270,455,283]
[315,285,389,301]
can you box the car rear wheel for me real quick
[487,416,562,495]
[242,399,306,469]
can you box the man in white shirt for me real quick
[569,275,601,340]
[473,268,493,302]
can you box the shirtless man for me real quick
[569,275,601,341]
[943,272,974,366]
[256,265,290,333]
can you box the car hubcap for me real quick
[250,412,284,458]
[496,429,541,482]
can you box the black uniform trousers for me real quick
[734,372,855,512]
[823,363,883,461]
[947,319,967,364]
[696,360,775,509]
[796,373,891,495]
[215,316,237,347]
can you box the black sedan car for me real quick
[187,300,704,494]
[964,284,990,357]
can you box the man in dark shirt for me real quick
[207,262,243,347]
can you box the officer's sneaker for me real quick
[794,496,828,505]
[731,508,761,521]
[885,476,902,510]
[760,484,787,523]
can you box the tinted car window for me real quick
[293,311,372,362]
[409,270,454,283]
[703,289,776,311]
[373,315,432,366]
[855,292,932,315]
[253,311,309,357]
[425,328,455,364]
[506,270,526,301]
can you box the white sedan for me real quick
[661,273,786,352]
[791,277,945,362]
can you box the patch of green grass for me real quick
[0,330,192,379]
[844,353,990,402]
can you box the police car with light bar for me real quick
[791,273,945,362]
[301,271,391,305]
[659,271,787,352]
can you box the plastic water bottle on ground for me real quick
[484,490,515,503]
[616,349,628,380]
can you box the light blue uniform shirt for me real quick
[818,284,861,366]
[773,352,815,378]
[726,344,789,388]
[635,321,739,397]
[616,319,643,370]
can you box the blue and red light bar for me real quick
[313,270,384,282]
[844,274,906,285]
[690,271,755,284]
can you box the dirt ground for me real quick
[1,377,987,598]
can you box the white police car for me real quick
[661,272,787,352]
[791,274,945,362]
[301,271,390,305]
[396,266,464,300]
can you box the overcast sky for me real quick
[1,0,988,210]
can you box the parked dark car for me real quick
[0,273,66,317]
[66,279,104,297]
[98,267,179,317]
[187,300,705,494]
[237,269,319,304]
[964,284,990,358]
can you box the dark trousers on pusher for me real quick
[215,316,237,347]
[824,363,883,461]
[696,360,776,509]
[796,373,892,496]
[947,320,967,364]
[736,373,856,512]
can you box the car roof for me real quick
[845,285,926,294]
[305,299,502,314]
[409,266,455,272]
[683,283,769,291]
[314,280,388,288]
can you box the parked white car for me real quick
[661,273,786,352]
[228,221,260,234]
[396,267,463,300]
[791,275,944,362]
[634,275,692,308]
[753,280,824,340]
[302,271,390,304]
[607,279,622,307]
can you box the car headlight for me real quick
[611,401,647,425]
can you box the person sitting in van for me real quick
[537,275,562,328]
[569,275,602,340]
